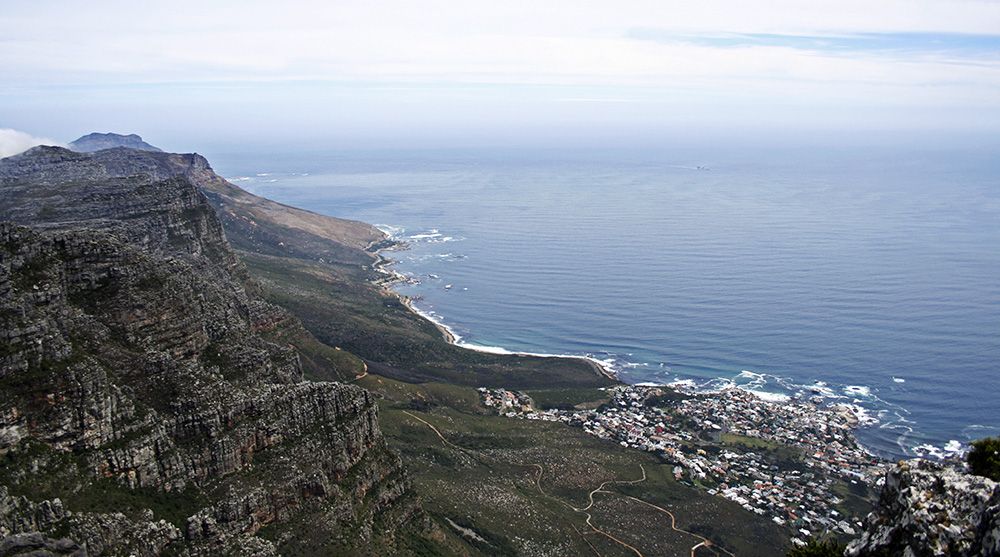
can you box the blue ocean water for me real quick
[212,145,1000,459]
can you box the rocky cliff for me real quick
[847,460,1000,557]
[0,146,429,555]
[61,139,386,266]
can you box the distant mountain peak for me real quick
[68,132,162,153]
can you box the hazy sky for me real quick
[2,0,999,151]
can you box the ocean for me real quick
[212,143,1000,460]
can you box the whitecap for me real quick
[944,440,965,454]
[912,444,944,459]
[892,377,905,384]
[374,224,405,237]
[836,403,879,427]
[804,382,839,398]
[746,390,791,403]
[668,379,698,390]
[911,441,965,460]
[843,385,871,397]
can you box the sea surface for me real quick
[212,145,1000,460]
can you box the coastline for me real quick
[363,228,967,462]
[370,238,619,382]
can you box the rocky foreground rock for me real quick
[0,146,426,555]
[848,459,1000,557]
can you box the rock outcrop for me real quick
[33,140,386,265]
[847,459,1000,557]
[68,132,163,153]
[0,146,425,554]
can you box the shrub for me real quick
[968,437,1000,481]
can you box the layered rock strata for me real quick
[0,146,419,555]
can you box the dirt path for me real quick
[621,494,734,557]
[582,510,645,557]
[400,410,734,557]
[573,464,648,512]
[400,410,463,450]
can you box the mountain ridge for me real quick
[68,132,162,153]
[0,144,443,555]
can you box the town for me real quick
[479,384,888,546]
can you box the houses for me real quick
[479,384,885,540]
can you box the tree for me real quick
[967,437,1000,481]
[787,538,846,557]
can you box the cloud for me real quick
[2,1,1000,138]
[0,128,60,158]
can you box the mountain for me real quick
[63,139,386,266]
[37,138,613,387]
[0,145,440,555]
[1,139,798,556]
[68,132,163,153]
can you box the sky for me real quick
[1,0,1000,152]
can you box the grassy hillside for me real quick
[243,251,613,390]
[362,375,792,556]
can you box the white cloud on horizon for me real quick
[3,1,998,86]
[2,0,999,141]
[0,129,61,159]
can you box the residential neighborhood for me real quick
[480,384,887,545]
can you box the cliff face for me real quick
[0,147,420,555]
[847,460,1000,557]
[52,142,386,266]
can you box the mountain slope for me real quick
[49,143,385,266]
[0,146,447,555]
[33,139,612,388]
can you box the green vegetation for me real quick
[524,387,610,410]
[242,251,614,390]
[787,538,847,557]
[830,478,878,522]
[0,439,206,529]
[719,432,808,472]
[259,318,367,381]
[968,437,1000,481]
[720,432,785,450]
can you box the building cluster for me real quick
[478,384,887,543]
